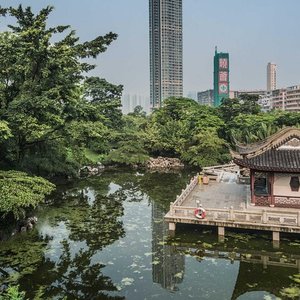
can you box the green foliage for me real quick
[105,141,149,166]
[0,5,118,176]
[0,285,26,300]
[0,121,12,141]
[128,105,147,117]
[181,129,229,167]
[83,76,123,129]
[219,94,261,123]
[218,94,300,145]
[229,114,279,144]
[0,171,55,219]
[145,97,228,167]
[84,148,106,164]
[105,113,150,166]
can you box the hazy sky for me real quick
[1,0,300,97]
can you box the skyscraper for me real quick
[213,47,230,106]
[149,0,183,109]
[267,62,277,91]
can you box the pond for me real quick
[0,169,300,299]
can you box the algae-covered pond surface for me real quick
[0,169,300,299]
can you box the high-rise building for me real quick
[149,0,183,109]
[230,89,267,99]
[285,85,300,111]
[186,91,197,101]
[256,85,300,112]
[121,94,150,114]
[268,88,285,110]
[197,89,214,106]
[213,47,230,106]
[267,62,277,91]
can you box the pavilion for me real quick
[232,127,300,209]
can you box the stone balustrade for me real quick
[169,205,300,229]
[172,175,198,208]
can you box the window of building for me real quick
[290,176,300,192]
[254,173,269,196]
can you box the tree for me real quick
[239,94,261,115]
[181,129,229,167]
[219,94,261,123]
[83,76,123,129]
[0,171,55,219]
[0,5,118,176]
[105,113,149,166]
[128,105,146,117]
[145,97,228,167]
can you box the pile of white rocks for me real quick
[147,156,184,169]
[79,162,105,177]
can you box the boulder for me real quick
[17,216,38,233]
[79,163,105,177]
[147,156,184,169]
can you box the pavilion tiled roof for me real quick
[232,127,300,172]
[234,149,300,172]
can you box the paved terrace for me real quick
[165,165,300,241]
[183,180,249,210]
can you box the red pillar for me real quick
[250,170,255,205]
[270,172,275,207]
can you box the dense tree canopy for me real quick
[0,5,121,218]
[0,5,120,176]
[145,98,229,167]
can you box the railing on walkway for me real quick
[168,204,300,228]
[203,163,237,171]
[172,175,198,207]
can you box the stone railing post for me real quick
[229,206,234,221]
[262,210,267,224]
[298,211,300,227]
[245,214,250,222]
[213,212,218,220]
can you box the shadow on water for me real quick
[0,169,299,299]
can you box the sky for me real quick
[1,0,300,97]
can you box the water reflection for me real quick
[152,201,185,291]
[0,174,127,299]
[0,169,299,299]
[158,226,300,299]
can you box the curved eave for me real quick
[234,127,300,157]
[230,149,242,159]
[234,158,300,173]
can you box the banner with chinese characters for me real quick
[218,58,229,95]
